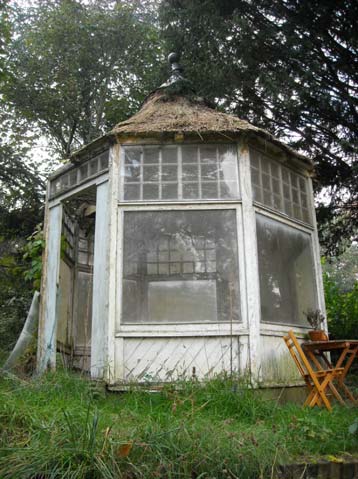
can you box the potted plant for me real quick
[304,309,328,341]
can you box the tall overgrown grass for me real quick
[0,370,357,478]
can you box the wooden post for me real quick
[307,177,327,330]
[90,180,110,378]
[37,200,63,373]
[238,140,262,385]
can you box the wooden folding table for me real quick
[302,340,358,406]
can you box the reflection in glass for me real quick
[122,210,240,323]
[121,145,239,201]
[256,214,317,325]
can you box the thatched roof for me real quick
[110,90,312,167]
[111,91,258,136]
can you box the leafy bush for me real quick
[324,273,358,340]
[0,238,33,354]
[22,224,44,291]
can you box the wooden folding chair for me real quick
[283,330,345,411]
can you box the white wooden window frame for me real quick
[254,207,320,328]
[119,144,241,203]
[50,150,109,199]
[250,147,312,225]
[115,202,247,336]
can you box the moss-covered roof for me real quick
[111,90,257,136]
[109,89,312,167]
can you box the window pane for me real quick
[148,280,217,323]
[182,163,198,181]
[182,146,198,163]
[143,147,159,164]
[122,210,240,323]
[80,164,88,181]
[143,184,159,200]
[162,164,178,181]
[183,182,199,199]
[250,148,311,224]
[162,183,178,199]
[124,184,140,201]
[49,150,109,198]
[89,158,98,176]
[200,146,217,163]
[201,163,218,181]
[125,165,140,182]
[256,214,317,325]
[202,182,218,198]
[121,145,239,202]
[162,147,177,164]
[143,165,159,182]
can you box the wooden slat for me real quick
[122,336,240,382]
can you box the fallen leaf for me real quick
[118,442,133,457]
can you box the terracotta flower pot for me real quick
[308,330,328,341]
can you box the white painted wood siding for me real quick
[119,335,249,383]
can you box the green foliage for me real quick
[323,244,358,293]
[0,0,11,83]
[0,238,33,352]
[159,0,358,254]
[324,276,358,340]
[0,140,44,239]
[4,0,163,157]
[0,371,357,478]
[22,225,44,291]
[323,248,358,340]
[349,418,358,436]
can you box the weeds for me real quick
[0,370,357,478]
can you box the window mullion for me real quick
[198,147,202,199]
[140,148,143,201]
[159,148,162,200]
[178,146,183,200]
[216,146,221,199]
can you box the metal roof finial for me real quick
[168,52,183,77]
[158,51,195,93]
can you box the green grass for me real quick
[0,370,357,478]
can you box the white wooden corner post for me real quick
[90,178,110,379]
[90,143,119,380]
[238,140,262,385]
[37,189,63,373]
[307,176,327,330]
[107,143,121,383]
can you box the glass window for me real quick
[49,150,109,197]
[121,145,240,202]
[250,148,311,224]
[122,210,240,323]
[256,214,317,325]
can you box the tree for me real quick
[0,0,11,82]
[322,244,358,293]
[4,0,164,158]
[322,244,358,340]
[159,0,358,254]
[0,135,44,352]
